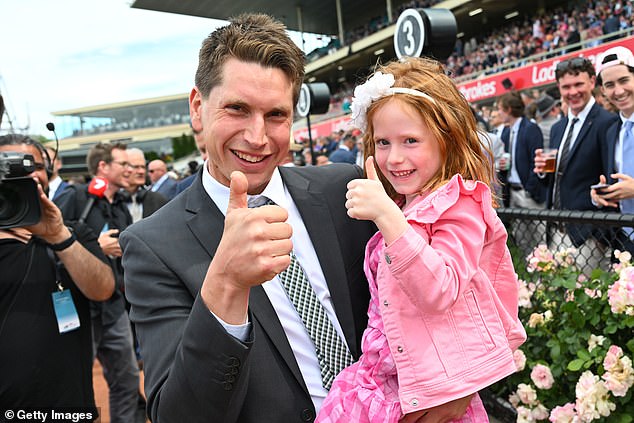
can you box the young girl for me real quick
[316,58,526,422]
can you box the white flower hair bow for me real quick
[349,72,435,132]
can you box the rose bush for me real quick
[490,245,634,422]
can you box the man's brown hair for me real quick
[86,142,126,176]
[195,13,306,105]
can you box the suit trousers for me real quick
[92,312,145,423]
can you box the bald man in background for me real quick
[148,159,178,200]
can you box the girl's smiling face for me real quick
[371,98,442,207]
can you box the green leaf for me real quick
[627,338,634,354]
[577,349,591,361]
[568,359,584,371]
[562,277,577,290]
[550,343,561,360]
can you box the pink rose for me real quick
[514,349,527,372]
[549,403,576,423]
[531,364,554,390]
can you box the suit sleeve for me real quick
[523,124,545,201]
[120,229,254,423]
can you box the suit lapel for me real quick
[184,178,225,258]
[551,118,566,149]
[280,167,359,357]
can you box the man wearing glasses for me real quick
[123,148,168,223]
[534,56,617,271]
[55,142,146,423]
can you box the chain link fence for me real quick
[498,208,634,275]
[481,208,634,422]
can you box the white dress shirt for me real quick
[47,176,63,200]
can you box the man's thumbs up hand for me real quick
[227,171,249,213]
[208,171,292,294]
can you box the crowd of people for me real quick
[3,4,634,423]
[448,0,634,78]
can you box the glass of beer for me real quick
[542,148,558,173]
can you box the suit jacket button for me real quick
[300,409,314,422]
[411,398,419,407]
[397,346,403,353]
[227,357,240,366]
[385,254,391,264]
[222,382,232,390]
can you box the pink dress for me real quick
[316,196,491,423]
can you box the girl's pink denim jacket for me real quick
[366,174,526,414]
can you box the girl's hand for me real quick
[346,157,408,244]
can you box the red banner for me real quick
[293,36,634,139]
[293,115,352,142]
[457,35,634,103]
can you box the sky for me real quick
[0,0,319,138]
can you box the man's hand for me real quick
[201,171,293,324]
[399,394,474,423]
[593,173,634,208]
[533,148,545,173]
[345,156,407,244]
[98,229,122,257]
[24,183,69,244]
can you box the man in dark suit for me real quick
[498,91,546,209]
[120,13,471,423]
[534,56,617,270]
[328,133,356,164]
[498,91,546,255]
[123,148,168,223]
[148,159,178,200]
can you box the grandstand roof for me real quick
[130,0,547,38]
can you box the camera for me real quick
[0,152,41,229]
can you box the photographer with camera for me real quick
[55,142,146,423]
[0,134,114,412]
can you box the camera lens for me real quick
[0,182,29,227]
[0,177,41,229]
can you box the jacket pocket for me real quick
[464,289,496,352]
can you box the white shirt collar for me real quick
[202,161,287,215]
[48,176,62,199]
[568,96,595,122]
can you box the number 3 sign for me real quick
[393,8,458,61]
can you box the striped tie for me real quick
[248,196,354,389]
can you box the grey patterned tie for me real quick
[248,195,354,389]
